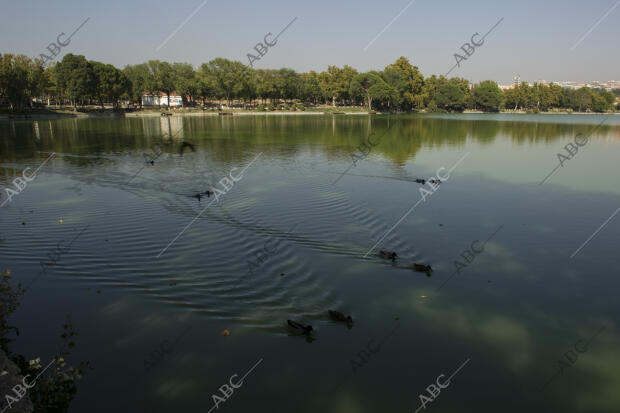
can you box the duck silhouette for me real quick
[178,141,196,156]
[429,178,441,185]
[205,190,213,197]
[193,193,202,200]
[415,179,426,184]
[412,263,433,275]
[328,310,353,324]
[379,250,397,260]
[143,154,155,165]
[287,320,313,335]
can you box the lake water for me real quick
[1,113,619,412]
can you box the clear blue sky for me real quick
[2,0,619,84]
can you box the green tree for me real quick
[254,69,278,104]
[91,61,129,109]
[196,64,219,105]
[436,83,465,111]
[172,63,199,106]
[318,65,357,106]
[200,58,247,107]
[574,87,593,112]
[349,72,391,110]
[473,80,502,112]
[420,75,448,109]
[299,71,322,104]
[384,57,424,109]
[276,68,299,103]
[123,63,150,108]
[146,60,175,108]
[55,54,96,107]
[0,54,46,110]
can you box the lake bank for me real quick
[2,108,618,121]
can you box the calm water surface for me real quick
[1,114,619,412]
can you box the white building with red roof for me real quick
[142,92,183,107]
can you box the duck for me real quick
[205,190,213,197]
[429,178,441,185]
[415,179,426,184]
[178,141,196,156]
[379,250,397,260]
[193,193,202,200]
[328,310,353,324]
[143,154,155,165]
[287,320,313,335]
[412,263,433,275]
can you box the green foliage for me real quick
[436,83,465,112]
[91,61,129,108]
[55,54,97,106]
[199,58,248,106]
[1,53,618,113]
[173,62,199,106]
[123,63,150,106]
[426,100,439,112]
[145,60,175,108]
[11,315,91,413]
[0,270,90,412]
[0,269,22,353]
[383,57,424,109]
[256,104,265,111]
[350,72,392,110]
[318,65,358,106]
[0,54,48,110]
[473,80,503,112]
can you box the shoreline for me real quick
[1,109,617,121]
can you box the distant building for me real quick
[142,92,183,107]
[496,79,619,91]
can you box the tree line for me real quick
[0,53,617,113]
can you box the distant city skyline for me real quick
[2,0,619,84]
[498,78,620,91]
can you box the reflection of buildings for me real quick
[33,121,40,140]
[140,116,184,139]
[160,116,184,139]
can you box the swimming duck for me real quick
[194,193,202,200]
[179,141,196,156]
[287,320,313,335]
[379,250,397,260]
[429,178,441,185]
[328,310,353,324]
[415,179,426,184]
[205,190,213,197]
[143,154,155,165]
[412,263,433,275]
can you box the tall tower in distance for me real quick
[514,74,521,87]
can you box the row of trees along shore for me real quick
[1,53,618,113]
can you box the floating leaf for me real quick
[220,329,231,336]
